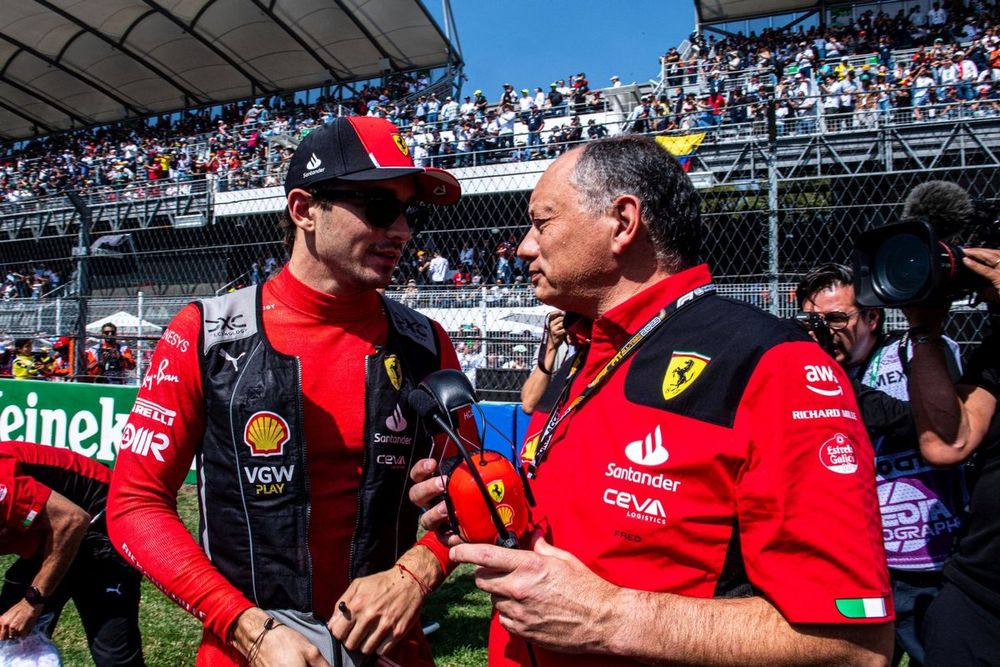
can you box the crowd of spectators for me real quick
[4,3,1000,214]
[649,0,1000,136]
[2,266,63,300]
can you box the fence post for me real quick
[137,290,145,382]
[66,190,92,377]
[767,141,780,316]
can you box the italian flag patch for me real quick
[22,510,38,528]
[836,597,888,619]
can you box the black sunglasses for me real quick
[815,310,861,331]
[309,187,428,234]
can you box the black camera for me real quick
[853,181,1000,307]
[792,312,836,357]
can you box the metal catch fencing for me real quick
[2,153,997,398]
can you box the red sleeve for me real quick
[735,341,893,624]
[0,458,52,558]
[414,321,471,574]
[107,304,254,641]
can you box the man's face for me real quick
[802,283,878,368]
[290,176,417,295]
[518,150,615,317]
[102,326,116,343]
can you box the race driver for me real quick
[410,136,894,665]
[108,117,470,666]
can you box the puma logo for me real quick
[219,349,246,372]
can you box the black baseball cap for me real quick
[283,117,460,205]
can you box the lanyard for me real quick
[526,283,716,478]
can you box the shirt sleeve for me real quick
[107,304,254,642]
[0,461,52,558]
[735,340,893,625]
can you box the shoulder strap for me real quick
[197,286,260,356]
[380,295,439,357]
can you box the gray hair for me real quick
[570,136,702,271]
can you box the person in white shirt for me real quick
[459,95,476,117]
[518,89,534,115]
[497,104,517,151]
[427,250,450,285]
[533,87,546,110]
[958,52,979,100]
[440,96,459,126]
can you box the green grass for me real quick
[5,485,491,666]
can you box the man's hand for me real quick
[963,247,1000,304]
[545,311,567,349]
[328,565,425,656]
[231,608,330,667]
[0,598,44,640]
[408,458,462,547]
[450,535,620,654]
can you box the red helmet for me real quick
[445,452,531,546]
[54,337,71,349]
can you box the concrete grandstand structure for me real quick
[2,0,998,399]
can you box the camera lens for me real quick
[873,233,932,302]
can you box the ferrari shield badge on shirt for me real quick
[384,355,403,391]
[661,351,710,400]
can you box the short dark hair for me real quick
[795,262,854,309]
[15,338,32,350]
[796,262,884,332]
[102,323,117,334]
[571,136,702,271]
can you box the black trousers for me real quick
[0,529,144,667]
[923,582,1000,667]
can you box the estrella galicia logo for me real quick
[206,314,246,333]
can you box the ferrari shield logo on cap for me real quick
[392,133,409,157]
[384,355,403,390]
[487,480,506,503]
[661,351,710,400]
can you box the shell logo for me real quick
[244,411,290,457]
[496,504,514,527]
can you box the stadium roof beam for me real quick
[0,35,143,116]
[0,0,462,140]
[140,0,274,96]
[0,98,53,135]
[694,0,852,26]
[248,0,346,82]
[33,0,206,107]
[329,0,397,68]
[0,74,88,126]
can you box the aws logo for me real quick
[805,364,844,397]
[661,351,710,400]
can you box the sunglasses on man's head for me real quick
[308,187,428,234]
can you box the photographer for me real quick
[85,323,135,385]
[904,247,1000,665]
[797,263,967,667]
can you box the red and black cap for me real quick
[283,116,461,205]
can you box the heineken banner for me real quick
[0,379,529,481]
[0,378,136,464]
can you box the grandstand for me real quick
[2,0,999,399]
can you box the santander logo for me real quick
[625,425,669,466]
[306,153,322,170]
